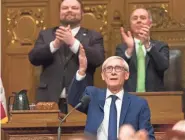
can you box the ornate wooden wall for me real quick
[1,0,185,103]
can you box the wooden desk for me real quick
[1,105,86,140]
[1,121,174,140]
[133,91,184,124]
[1,121,85,140]
[1,91,184,140]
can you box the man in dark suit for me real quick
[115,8,169,92]
[68,46,155,140]
[28,0,104,112]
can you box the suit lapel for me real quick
[132,47,137,69]
[119,92,131,127]
[51,27,65,61]
[145,52,150,70]
[98,89,106,111]
[51,27,57,41]
[75,27,87,43]
[145,40,154,69]
[129,42,137,70]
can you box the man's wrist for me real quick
[76,70,86,81]
[144,42,150,49]
[78,69,86,76]
[146,43,152,52]
[53,40,61,48]
[126,48,134,56]
[143,39,150,48]
[69,37,75,47]
[50,41,59,53]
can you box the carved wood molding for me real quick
[82,4,109,55]
[9,136,56,140]
[83,4,108,37]
[147,6,185,29]
[110,10,123,55]
[6,8,46,46]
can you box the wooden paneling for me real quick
[1,0,55,103]
[1,0,185,103]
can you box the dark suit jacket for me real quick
[29,27,105,102]
[68,78,155,140]
[115,40,169,92]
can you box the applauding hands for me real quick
[78,45,87,76]
[53,25,75,48]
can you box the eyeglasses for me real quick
[103,66,127,73]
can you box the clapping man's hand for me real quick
[78,45,87,76]
[138,24,150,49]
[53,25,75,48]
[56,25,75,46]
[120,27,134,56]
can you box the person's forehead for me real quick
[61,0,80,6]
[131,8,149,17]
[106,59,123,66]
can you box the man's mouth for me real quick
[136,25,142,29]
[110,78,118,80]
[66,13,75,16]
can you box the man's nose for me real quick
[111,68,116,74]
[136,18,142,23]
[137,20,141,24]
[67,8,73,12]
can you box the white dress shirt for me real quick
[50,26,81,54]
[75,71,124,140]
[97,88,124,140]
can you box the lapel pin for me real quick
[83,33,87,36]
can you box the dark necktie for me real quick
[108,95,118,140]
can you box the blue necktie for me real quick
[108,95,118,140]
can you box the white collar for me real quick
[71,26,80,36]
[106,88,124,101]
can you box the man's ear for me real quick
[81,11,84,17]
[149,20,153,28]
[124,72,130,80]
[101,72,105,81]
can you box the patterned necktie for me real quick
[108,95,118,140]
[136,41,146,92]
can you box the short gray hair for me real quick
[102,56,129,72]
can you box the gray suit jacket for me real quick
[29,27,105,102]
[115,40,169,92]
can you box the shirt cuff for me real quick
[76,70,86,81]
[70,39,80,54]
[125,50,132,59]
[146,43,152,52]
[50,41,59,53]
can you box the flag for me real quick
[0,77,8,124]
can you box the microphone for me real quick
[57,95,91,140]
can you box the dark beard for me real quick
[60,19,81,28]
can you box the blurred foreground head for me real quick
[69,135,96,140]
[119,124,148,140]
[165,120,185,140]
[119,124,135,140]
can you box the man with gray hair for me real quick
[116,8,169,92]
[68,46,155,140]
